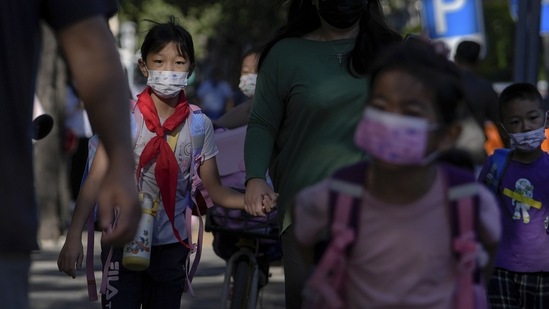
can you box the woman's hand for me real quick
[245,178,277,216]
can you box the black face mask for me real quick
[317,0,368,29]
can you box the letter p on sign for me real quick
[422,0,483,39]
[434,0,466,34]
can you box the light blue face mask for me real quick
[505,113,548,152]
[147,70,188,99]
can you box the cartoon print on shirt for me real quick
[512,178,534,224]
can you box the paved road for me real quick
[30,231,285,309]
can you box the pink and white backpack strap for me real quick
[85,213,98,301]
[448,181,486,309]
[182,104,213,296]
[303,179,362,309]
[83,135,100,301]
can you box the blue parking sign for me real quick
[542,0,549,34]
[422,0,484,39]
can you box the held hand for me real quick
[57,239,84,279]
[96,164,141,247]
[245,178,277,217]
[261,193,279,213]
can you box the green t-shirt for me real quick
[245,37,368,231]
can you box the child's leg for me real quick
[487,268,521,308]
[142,242,190,309]
[100,246,144,309]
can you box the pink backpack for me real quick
[302,162,488,309]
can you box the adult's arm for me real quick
[58,16,140,246]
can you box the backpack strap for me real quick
[484,148,512,194]
[188,104,214,212]
[443,163,486,309]
[304,162,367,309]
[130,99,141,149]
[83,135,100,301]
[182,104,214,297]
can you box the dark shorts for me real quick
[100,242,190,309]
[488,267,549,309]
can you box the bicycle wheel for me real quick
[230,258,254,309]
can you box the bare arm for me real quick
[58,142,108,278]
[57,16,140,246]
[200,157,245,209]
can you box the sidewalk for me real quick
[29,231,285,309]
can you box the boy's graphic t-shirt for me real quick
[294,166,500,309]
[488,153,549,272]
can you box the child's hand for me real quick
[261,193,278,214]
[57,238,84,279]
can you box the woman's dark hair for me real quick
[258,0,402,76]
[369,39,464,125]
[140,16,196,76]
[499,83,544,118]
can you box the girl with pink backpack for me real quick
[294,39,501,309]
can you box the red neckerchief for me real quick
[135,87,189,231]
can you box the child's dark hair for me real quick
[242,45,262,64]
[368,39,464,126]
[499,83,544,118]
[140,16,195,75]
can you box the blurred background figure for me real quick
[214,46,261,130]
[453,40,502,171]
[196,67,234,120]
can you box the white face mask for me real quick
[507,125,547,152]
[147,70,188,99]
[239,73,257,98]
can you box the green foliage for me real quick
[478,2,515,82]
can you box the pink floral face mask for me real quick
[354,107,439,165]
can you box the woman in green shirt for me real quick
[243,0,401,307]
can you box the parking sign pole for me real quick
[513,0,542,84]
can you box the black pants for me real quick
[101,242,190,309]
